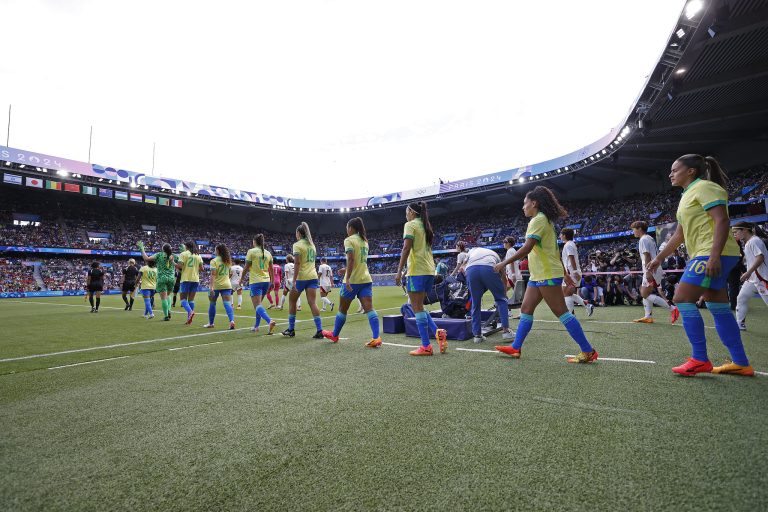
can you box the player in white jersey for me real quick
[631,221,679,324]
[452,241,469,276]
[317,258,335,311]
[733,222,768,330]
[559,229,594,317]
[279,255,301,310]
[230,261,244,309]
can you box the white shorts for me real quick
[563,272,581,287]
[319,284,332,293]
[284,281,294,291]
[641,268,664,288]
[231,282,242,291]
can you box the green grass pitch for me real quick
[1,288,767,511]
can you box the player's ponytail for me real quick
[162,243,173,269]
[184,241,198,255]
[677,154,729,189]
[347,217,367,241]
[407,201,434,245]
[297,222,314,247]
[526,186,568,222]
[216,244,232,266]
[253,233,265,259]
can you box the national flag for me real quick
[25,177,43,188]
[115,191,128,200]
[144,195,157,204]
[99,188,113,198]
[3,173,22,185]
[46,180,62,190]
[130,193,142,202]
[171,199,183,208]
[64,183,80,193]
[158,197,170,206]
[82,186,97,195]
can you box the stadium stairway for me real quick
[32,264,46,290]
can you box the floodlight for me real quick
[684,0,703,19]
[676,28,686,38]
[57,170,69,176]
[675,68,686,74]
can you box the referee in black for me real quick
[121,258,139,311]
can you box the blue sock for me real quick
[208,301,216,325]
[559,312,593,353]
[181,299,191,314]
[288,314,296,330]
[415,311,430,347]
[367,310,380,338]
[426,312,438,336]
[707,302,749,366]
[313,316,322,331]
[333,313,347,336]
[189,301,195,311]
[678,302,708,362]
[223,301,234,322]
[512,313,534,350]
[144,298,152,316]
[255,305,270,327]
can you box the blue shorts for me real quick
[142,289,154,298]
[341,282,373,301]
[179,281,199,294]
[681,256,740,290]
[295,279,319,293]
[528,277,564,287]
[406,275,435,293]
[210,289,232,300]
[249,282,270,297]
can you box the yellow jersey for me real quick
[139,265,157,290]
[245,247,273,283]
[209,256,232,290]
[344,234,372,284]
[292,238,318,281]
[525,212,564,281]
[178,250,203,282]
[676,178,740,258]
[403,218,435,277]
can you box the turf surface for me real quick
[1,288,767,511]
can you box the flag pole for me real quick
[88,125,93,164]
[151,142,156,175]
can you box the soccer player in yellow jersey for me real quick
[138,260,157,319]
[242,234,277,335]
[648,154,753,376]
[494,186,598,363]
[203,244,237,330]
[395,202,447,356]
[176,241,204,325]
[321,217,381,347]
[283,222,324,338]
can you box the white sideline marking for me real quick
[382,342,420,349]
[168,341,223,351]
[455,347,497,353]
[756,371,768,376]
[48,356,129,370]
[565,355,656,364]
[534,318,715,330]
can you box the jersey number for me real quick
[217,265,228,277]
[186,258,195,268]
[359,247,368,264]
[306,249,315,263]
[687,260,707,275]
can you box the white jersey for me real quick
[465,247,501,269]
[505,247,522,281]
[745,237,768,285]
[561,241,581,276]
[456,251,469,272]
[284,262,295,285]
[230,265,243,287]
[318,263,333,286]
[638,234,658,270]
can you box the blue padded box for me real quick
[383,315,406,334]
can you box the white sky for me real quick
[1,0,685,200]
